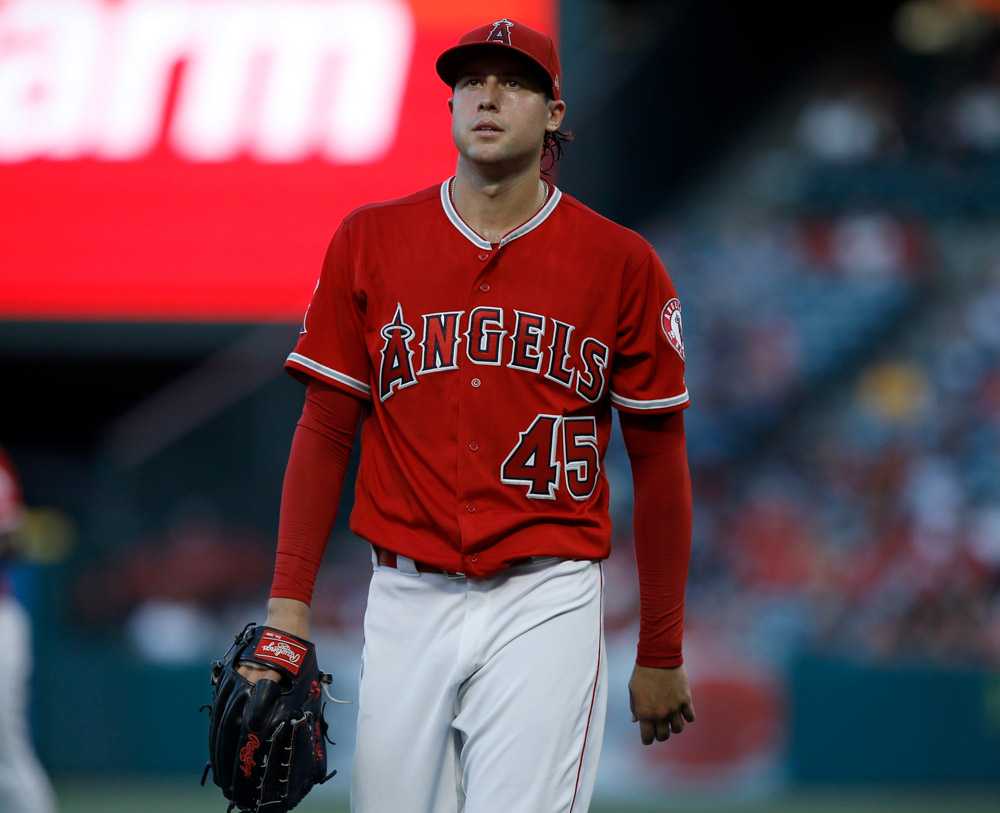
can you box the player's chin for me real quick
[460,142,509,163]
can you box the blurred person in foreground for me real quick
[234,18,696,812]
[0,446,57,813]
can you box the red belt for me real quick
[373,545,462,576]
[373,545,557,578]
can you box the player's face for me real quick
[449,54,565,173]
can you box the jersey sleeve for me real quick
[609,245,689,414]
[285,220,372,400]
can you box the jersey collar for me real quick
[440,178,562,250]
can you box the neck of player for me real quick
[452,161,549,245]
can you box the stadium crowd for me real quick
[627,27,1000,668]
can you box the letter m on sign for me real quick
[487,19,513,44]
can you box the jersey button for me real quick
[470,554,479,563]
[466,503,477,513]
[479,282,490,293]
[471,377,482,388]
[478,252,489,261]
[469,442,480,452]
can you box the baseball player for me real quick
[0,446,58,813]
[241,19,695,812]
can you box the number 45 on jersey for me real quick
[501,414,599,501]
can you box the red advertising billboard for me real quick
[0,0,557,322]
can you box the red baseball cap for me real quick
[436,19,562,100]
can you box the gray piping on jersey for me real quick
[287,352,372,396]
[439,179,562,250]
[609,389,690,410]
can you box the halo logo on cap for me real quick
[487,19,513,45]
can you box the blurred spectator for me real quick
[947,80,1000,152]
[0,446,58,813]
[856,359,934,425]
[723,479,826,594]
[830,212,910,283]
[794,81,905,164]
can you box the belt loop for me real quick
[371,545,380,571]
[396,555,420,576]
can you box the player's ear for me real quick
[448,98,454,114]
[546,99,566,132]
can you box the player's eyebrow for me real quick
[457,69,542,90]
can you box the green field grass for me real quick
[52,777,1000,813]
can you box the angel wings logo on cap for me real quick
[487,19,514,44]
[661,299,685,360]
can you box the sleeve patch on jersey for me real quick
[661,298,685,360]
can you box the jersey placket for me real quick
[440,178,563,571]
[454,245,502,570]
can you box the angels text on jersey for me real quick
[376,302,609,405]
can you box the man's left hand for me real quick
[628,663,696,745]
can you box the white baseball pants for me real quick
[0,596,57,813]
[351,556,606,813]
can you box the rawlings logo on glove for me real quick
[239,734,260,778]
[201,624,338,813]
[254,630,307,674]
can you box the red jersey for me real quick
[285,180,688,577]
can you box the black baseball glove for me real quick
[202,624,337,813]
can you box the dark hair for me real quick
[542,128,572,173]
[541,84,571,174]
